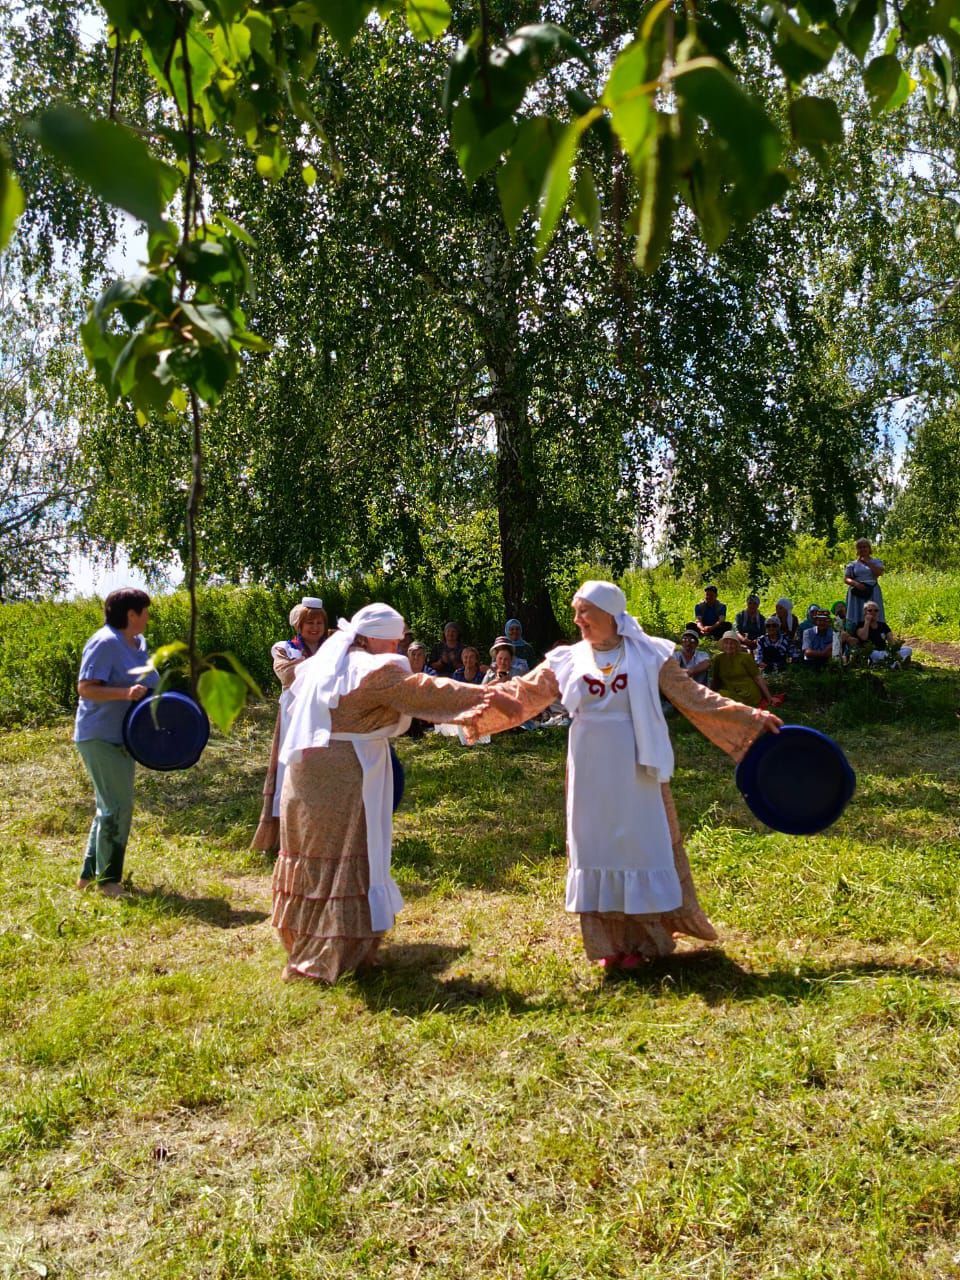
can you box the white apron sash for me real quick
[331,722,409,932]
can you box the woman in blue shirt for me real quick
[74,588,158,896]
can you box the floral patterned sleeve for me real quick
[454,664,561,739]
[658,658,768,762]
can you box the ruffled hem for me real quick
[273,848,369,899]
[272,890,375,938]
[566,865,682,915]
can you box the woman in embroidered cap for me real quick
[462,581,782,969]
[272,604,495,983]
[252,597,328,852]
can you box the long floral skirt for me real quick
[271,741,382,983]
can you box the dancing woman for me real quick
[272,604,494,983]
[461,581,782,969]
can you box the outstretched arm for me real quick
[455,664,561,741]
[658,659,780,762]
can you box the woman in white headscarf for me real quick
[271,603,495,983]
[462,581,782,969]
[252,597,328,851]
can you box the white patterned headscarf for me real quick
[280,604,406,763]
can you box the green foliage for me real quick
[0,146,23,250]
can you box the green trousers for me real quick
[76,739,136,884]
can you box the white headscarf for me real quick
[280,604,406,765]
[565,579,676,779]
[776,597,794,630]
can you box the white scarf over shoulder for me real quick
[549,580,675,781]
[280,603,407,766]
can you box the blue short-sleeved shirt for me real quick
[74,626,159,744]
[803,628,834,656]
[695,600,726,626]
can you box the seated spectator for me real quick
[756,617,792,672]
[802,610,834,668]
[430,621,463,676]
[845,603,913,666]
[675,629,710,684]
[405,642,436,740]
[504,618,535,671]
[774,598,799,650]
[798,604,824,638]
[407,642,436,676]
[483,636,526,682]
[735,594,766,653]
[453,645,485,684]
[689,585,732,640]
[711,631,772,707]
[830,600,848,659]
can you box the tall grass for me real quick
[1,538,956,730]
[0,576,506,729]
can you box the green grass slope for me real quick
[1,662,959,1278]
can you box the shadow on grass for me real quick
[607,947,960,1004]
[126,885,268,929]
[352,942,540,1017]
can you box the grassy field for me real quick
[1,662,959,1279]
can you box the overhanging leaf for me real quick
[0,149,24,250]
[197,668,247,733]
[864,53,917,113]
[25,107,178,231]
[674,60,782,182]
[406,0,451,40]
[535,108,600,258]
[790,95,844,146]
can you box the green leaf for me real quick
[197,668,247,733]
[442,43,478,119]
[26,107,178,231]
[772,15,839,82]
[451,99,516,186]
[179,301,235,349]
[406,0,451,40]
[864,53,917,113]
[151,641,189,669]
[508,23,595,72]
[790,95,844,146]
[207,651,263,697]
[496,116,560,234]
[635,125,674,273]
[535,111,598,258]
[674,60,782,183]
[603,40,654,161]
[313,0,372,53]
[0,148,24,251]
[302,163,318,187]
[571,165,601,239]
[839,0,879,59]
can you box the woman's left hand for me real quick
[757,710,783,734]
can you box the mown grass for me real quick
[1,661,959,1278]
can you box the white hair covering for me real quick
[775,597,794,630]
[280,604,406,764]
[567,579,676,779]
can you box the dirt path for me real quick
[905,637,960,667]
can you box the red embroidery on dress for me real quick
[583,675,605,696]
[611,673,628,692]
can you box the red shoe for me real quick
[619,953,641,970]
[597,955,623,970]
